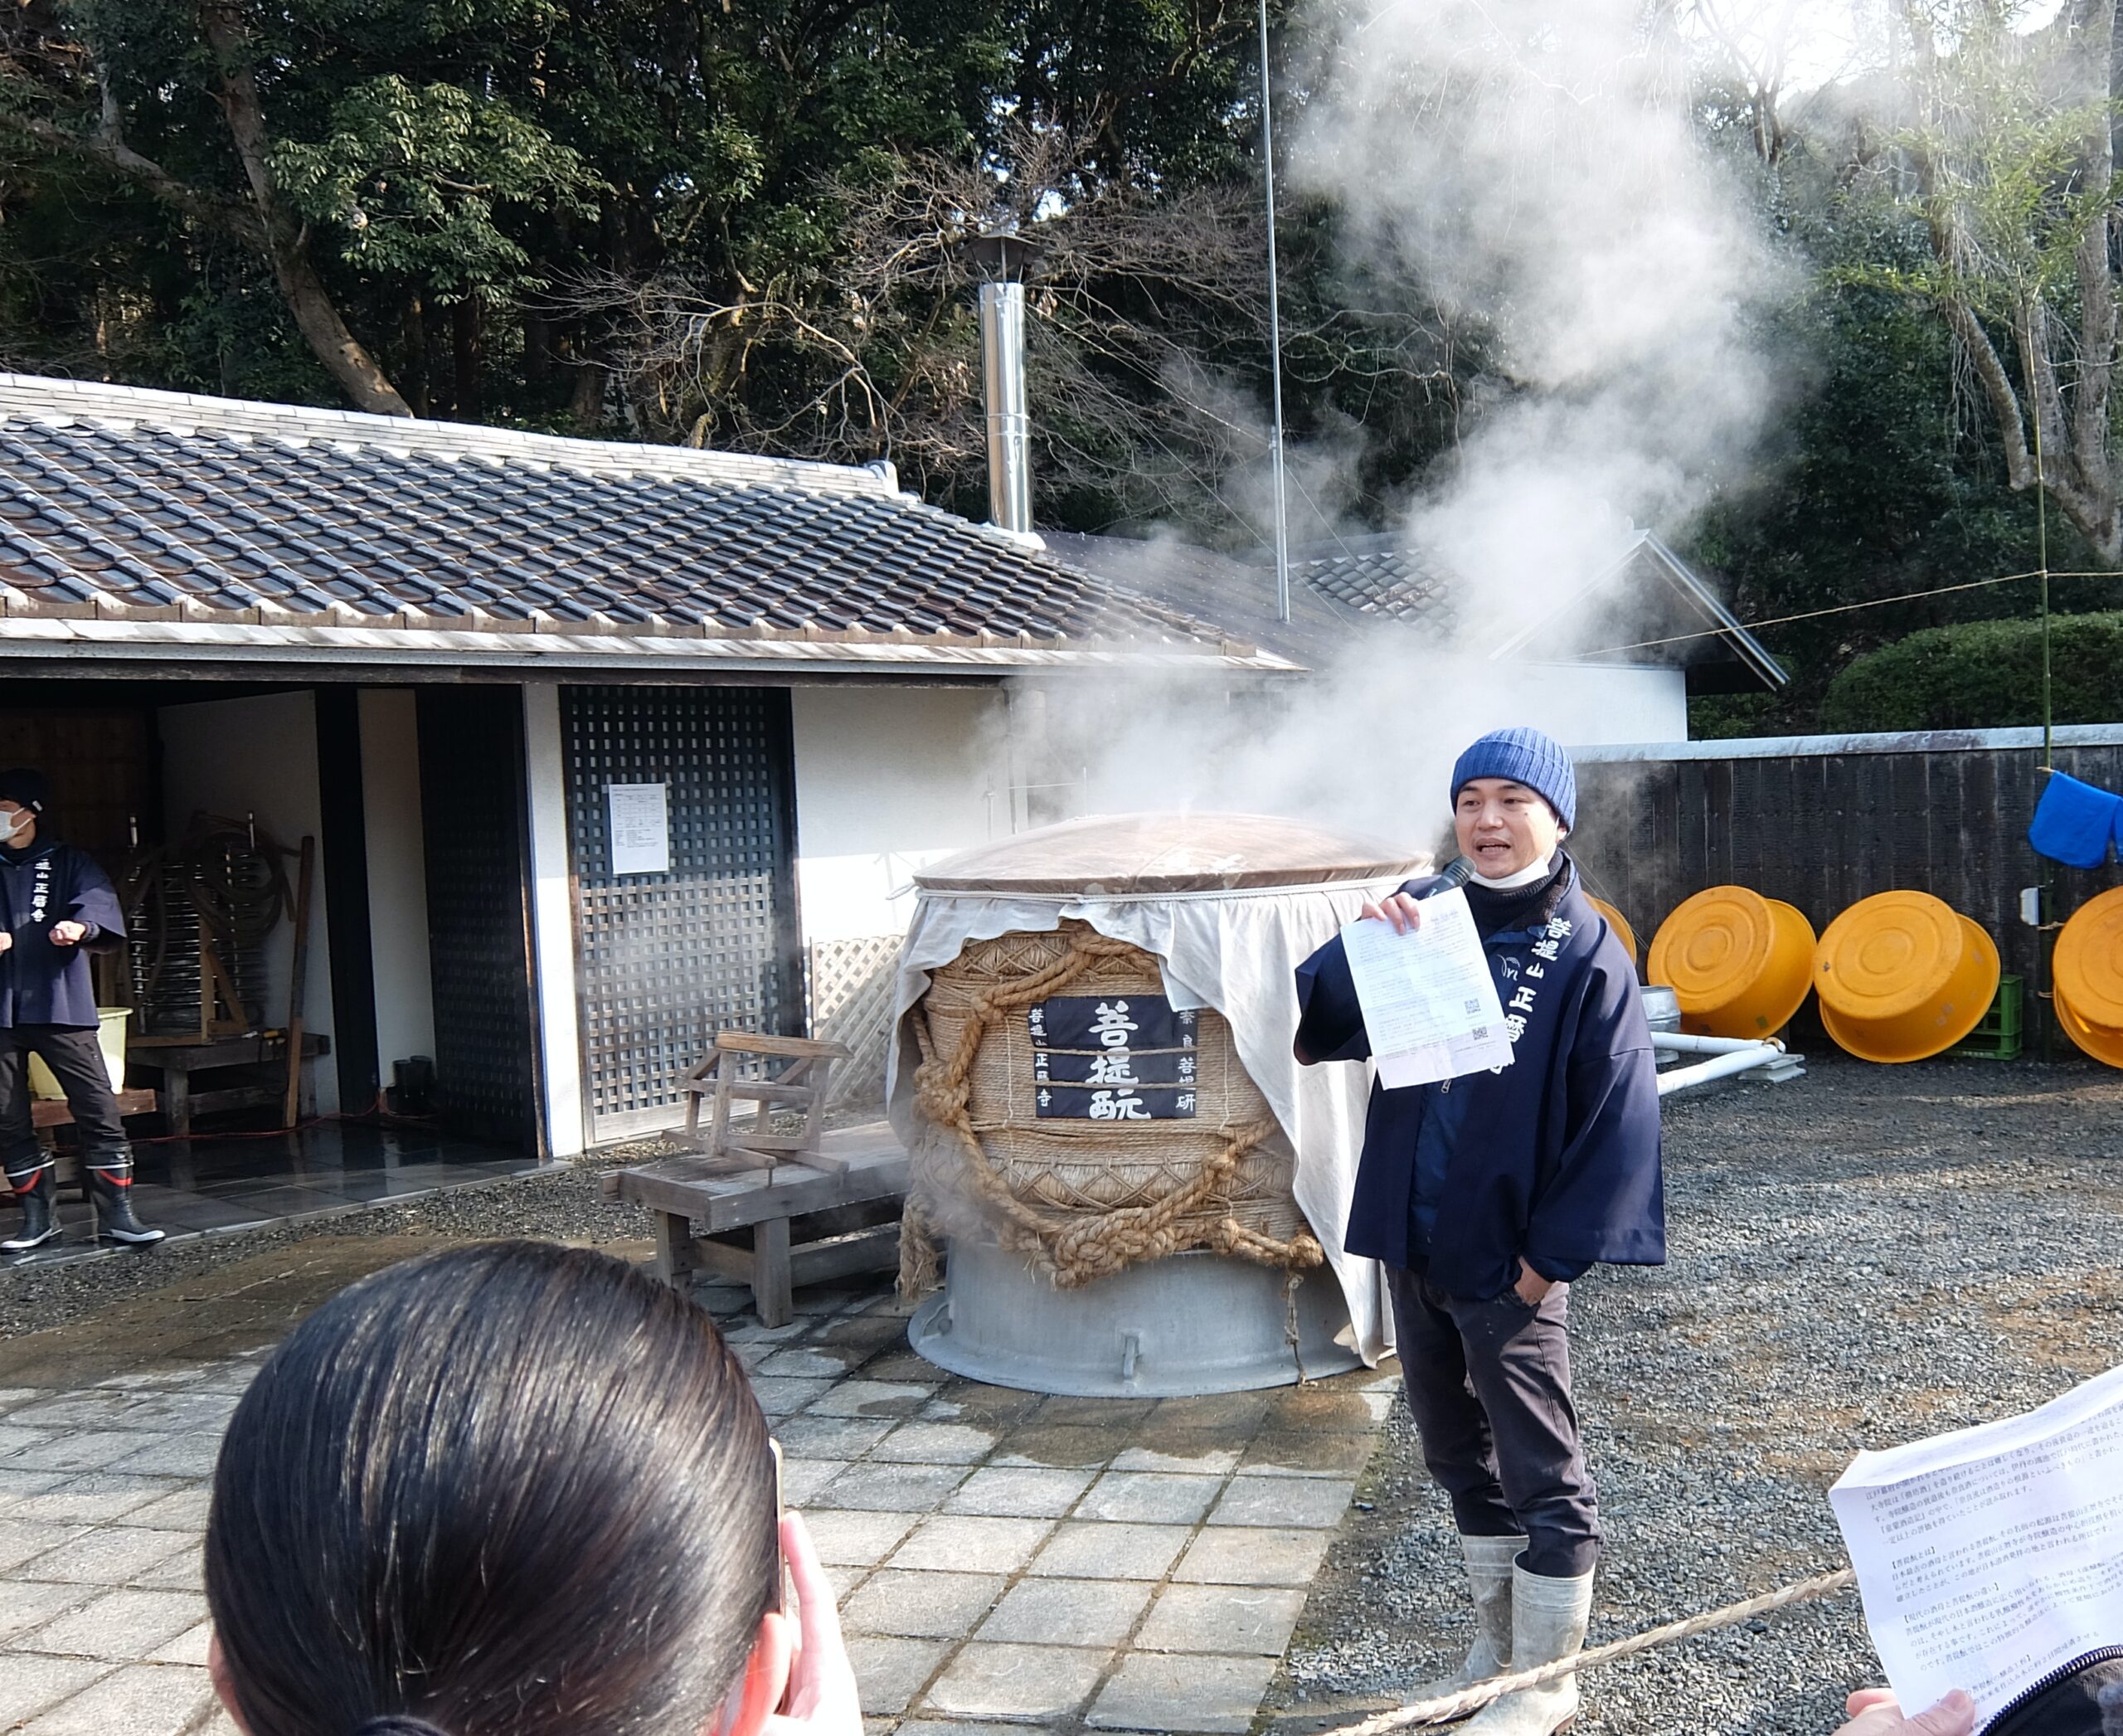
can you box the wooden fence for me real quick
[1567,724,2123,1043]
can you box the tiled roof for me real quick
[1059,526,1783,689]
[1037,531,1351,669]
[0,376,1259,661]
[1285,536,1460,631]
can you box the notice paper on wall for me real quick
[607,781,671,876]
[1829,1361,2123,1729]
[1338,888,1514,1088]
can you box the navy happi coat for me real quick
[1295,857,1665,1300]
[0,839,126,1028]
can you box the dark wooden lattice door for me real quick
[415,687,541,1152]
[562,686,802,1141]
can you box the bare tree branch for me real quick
[0,109,263,246]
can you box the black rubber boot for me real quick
[87,1166,163,1246]
[2,1165,61,1252]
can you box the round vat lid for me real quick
[1813,890,1965,1022]
[1587,896,1639,970]
[2055,887,2123,1040]
[912,812,1429,895]
[1646,886,1815,1038]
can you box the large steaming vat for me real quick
[888,813,1425,1396]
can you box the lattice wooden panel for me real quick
[563,687,800,1138]
[807,934,902,1111]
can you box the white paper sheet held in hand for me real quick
[1339,888,1514,1088]
[1829,1360,2123,1729]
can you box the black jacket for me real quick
[1295,857,1665,1298]
[0,839,125,1028]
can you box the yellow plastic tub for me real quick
[27,1008,130,1100]
[1813,892,1999,1063]
[2053,887,2123,1069]
[1647,886,1815,1038]
[1587,897,1639,970]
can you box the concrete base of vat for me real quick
[907,1238,1363,1397]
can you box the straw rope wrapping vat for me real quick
[906,919,1310,1294]
[891,813,1428,1380]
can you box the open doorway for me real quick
[0,678,546,1267]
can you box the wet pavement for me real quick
[5,1122,545,1272]
[0,1233,1394,1735]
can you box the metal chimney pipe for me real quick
[979,279,1033,533]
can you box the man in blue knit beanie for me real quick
[1295,725,1662,1736]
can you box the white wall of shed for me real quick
[1499,661,1689,747]
[789,686,1013,942]
[156,690,338,1113]
[357,689,435,1076]
[522,683,586,1158]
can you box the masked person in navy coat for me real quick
[0,771,163,1252]
[1295,727,1662,1736]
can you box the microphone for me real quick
[1419,857,1474,898]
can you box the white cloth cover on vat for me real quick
[887,813,1427,1366]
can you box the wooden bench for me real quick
[602,1121,909,1327]
[32,1087,159,1131]
[126,1033,330,1135]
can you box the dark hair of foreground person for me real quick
[203,1240,781,1736]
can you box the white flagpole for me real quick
[1259,0,1292,625]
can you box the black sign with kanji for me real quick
[1027,994,1199,1121]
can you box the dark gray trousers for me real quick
[1386,1263,1599,1578]
[0,1025,132,1184]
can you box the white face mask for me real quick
[0,809,34,844]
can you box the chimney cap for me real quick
[962,223,1044,280]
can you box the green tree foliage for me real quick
[1819,608,2123,732]
[1682,41,2122,737]
[0,0,1472,538]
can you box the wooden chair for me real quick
[679,1032,854,1176]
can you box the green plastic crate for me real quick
[1951,975,2024,1061]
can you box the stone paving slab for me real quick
[0,1252,1397,1735]
[925,1641,1115,1723]
[845,1569,1011,1640]
[18,1659,217,1735]
[1088,1651,1280,1734]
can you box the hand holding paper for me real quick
[1339,887,1513,1088]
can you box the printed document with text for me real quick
[1829,1361,2123,1727]
[1338,888,1514,1088]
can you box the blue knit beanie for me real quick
[1450,727,1576,831]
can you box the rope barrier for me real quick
[1304,1567,1859,1735]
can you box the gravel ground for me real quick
[1269,1054,2123,1736]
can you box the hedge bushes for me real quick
[1818,609,2123,732]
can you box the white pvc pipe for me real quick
[1656,1046,1787,1097]
[1652,1033,1786,1057]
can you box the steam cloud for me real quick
[1293,0,1789,617]
[1023,0,1800,847]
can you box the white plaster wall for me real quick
[357,689,435,1072]
[789,687,1013,941]
[1503,661,1690,747]
[522,683,586,1159]
[157,691,338,1113]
